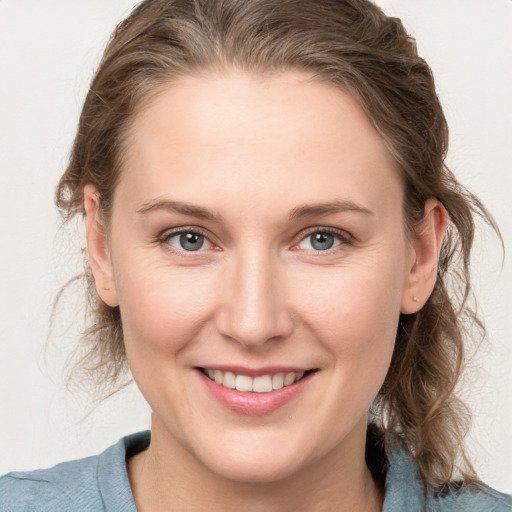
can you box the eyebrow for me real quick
[137,200,222,221]
[288,200,374,220]
[136,198,373,222]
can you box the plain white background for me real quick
[0,0,511,493]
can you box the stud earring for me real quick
[412,296,418,302]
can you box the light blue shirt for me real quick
[1,431,511,511]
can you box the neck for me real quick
[128,415,384,512]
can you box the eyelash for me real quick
[294,227,354,252]
[157,226,353,254]
[158,227,216,255]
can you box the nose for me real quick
[215,249,294,348]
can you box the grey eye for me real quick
[168,232,207,251]
[298,231,342,251]
[310,232,335,251]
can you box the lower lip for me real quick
[197,370,315,416]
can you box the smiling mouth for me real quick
[198,368,316,393]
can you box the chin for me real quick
[186,429,313,484]
[204,452,306,484]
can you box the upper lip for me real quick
[196,365,316,377]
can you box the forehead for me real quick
[117,70,402,218]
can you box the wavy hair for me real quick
[56,0,497,489]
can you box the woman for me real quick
[1,0,511,510]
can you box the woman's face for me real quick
[89,71,423,482]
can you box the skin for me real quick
[85,71,446,511]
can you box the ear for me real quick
[84,184,119,307]
[401,198,447,314]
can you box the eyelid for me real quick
[158,226,218,253]
[156,225,353,253]
[293,226,354,250]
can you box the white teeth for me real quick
[272,373,284,390]
[284,372,296,386]
[223,371,236,389]
[235,374,253,392]
[253,375,273,393]
[203,368,308,393]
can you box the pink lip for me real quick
[196,368,315,416]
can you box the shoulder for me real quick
[382,439,512,512]
[0,431,149,512]
[0,454,100,512]
[432,484,512,512]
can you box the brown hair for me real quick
[56,0,497,489]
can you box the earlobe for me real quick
[400,198,448,314]
[84,184,119,308]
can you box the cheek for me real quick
[293,257,405,369]
[114,262,220,419]
[302,265,402,327]
[115,260,217,356]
